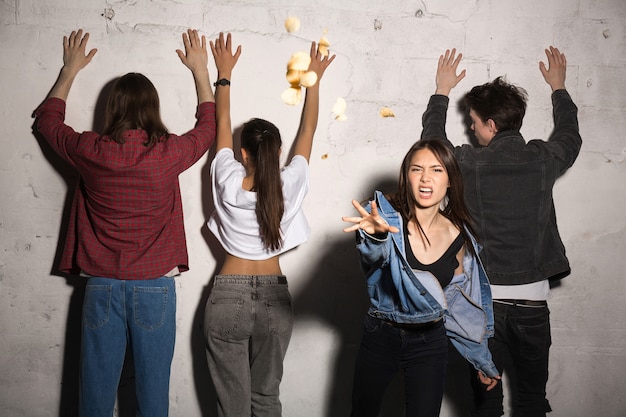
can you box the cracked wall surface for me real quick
[1,0,625,416]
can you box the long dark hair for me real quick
[102,73,169,146]
[388,140,477,254]
[463,76,528,132]
[241,118,284,251]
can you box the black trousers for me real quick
[351,315,448,417]
[470,301,552,417]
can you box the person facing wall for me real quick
[421,46,581,417]
[203,33,335,417]
[33,28,217,416]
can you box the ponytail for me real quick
[241,119,284,251]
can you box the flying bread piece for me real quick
[287,51,311,71]
[299,71,318,88]
[281,86,303,106]
[379,107,395,117]
[286,69,301,87]
[284,16,301,33]
[282,51,313,105]
[282,34,329,105]
[318,35,330,56]
[332,97,347,121]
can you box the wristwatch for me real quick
[213,78,231,87]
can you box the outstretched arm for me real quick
[176,29,215,105]
[291,42,336,162]
[434,48,465,97]
[342,200,399,235]
[48,29,98,101]
[209,32,241,151]
[539,46,567,92]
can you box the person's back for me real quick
[36,70,216,279]
[33,28,216,417]
[453,131,577,284]
[207,119,310,264]
[421,46,581,417]
[203,33,335,417]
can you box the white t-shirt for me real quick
[490,280,551,301]
[207,148,310,260]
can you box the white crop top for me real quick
[207,148,311,260]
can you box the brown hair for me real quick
[241,118,284,251]
[463,76,528,132]
[102,73,169,146]
[388,140,477,253]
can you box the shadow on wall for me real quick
[30,128,83,417]
[189,125,247,416]
[455,97,481,149]
[291,177,477,417]
[190,137,222,417]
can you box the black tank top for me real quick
[404,224,463,288]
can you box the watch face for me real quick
[216,79,230,86]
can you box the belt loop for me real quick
[251,276,257,288]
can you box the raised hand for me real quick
[435,48,466,96]
[539,46,567,92]
[62,29,98,76]
[342,200,399,235]
[306,41,336,86]
[176,29,208,75]
[47,29,97,101]
[210,32,242,78]
[176,29,213,104]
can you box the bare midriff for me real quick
[219,253,282,276]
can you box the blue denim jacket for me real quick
[355,191,499,377]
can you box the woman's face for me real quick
[408,148,450,209]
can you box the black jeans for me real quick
[470,301,552,417]
[351,315,448,417]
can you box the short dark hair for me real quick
[463,76,528,132]
[103,73,169,146]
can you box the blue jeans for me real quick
[351,315,448,417]
[79,276,176,417]
[470,301,552,417]
[204,275,293,417]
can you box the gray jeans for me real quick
[204,275,294,417]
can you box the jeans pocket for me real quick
[133,286,168,331]
[363,314,382,333]
[83,284,112,330]
[516,313,552,360]
[266,293,293,335]
[207,289,244,336]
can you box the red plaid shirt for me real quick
[35,98,216,279]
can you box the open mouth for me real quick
[419,187,433,198]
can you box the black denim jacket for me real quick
[421,90,582,285]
